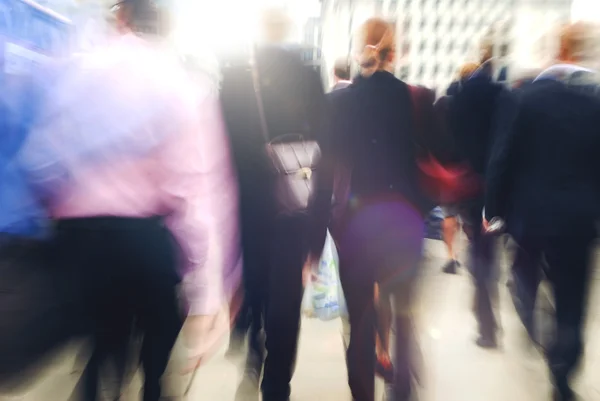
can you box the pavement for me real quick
[3,237,600,401]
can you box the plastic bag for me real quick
[312,232,343,321]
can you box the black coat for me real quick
[220,46,332,254]
[328,71,436,220]
[447,76,508,177]
[485,79,600,240]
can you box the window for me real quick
[399,65,409,80]
[375,0,383,13]
[463,41,470,54]
[402,41,411,57]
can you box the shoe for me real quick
[384,383,416,401]
[475,335,498,349]
[553,388,575,401]
[234,368,260,401]
[442,260,458,274]
[375,356,394,383]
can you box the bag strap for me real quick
[250,51,271,143]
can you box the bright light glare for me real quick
[171,0,321,56]
[572,0,600,22]
[172,1,260,55]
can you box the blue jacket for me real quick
[0,73,48,237]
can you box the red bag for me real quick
[408,86,482,204]
[417,155,482,204]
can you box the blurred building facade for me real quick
[320,0,573,90]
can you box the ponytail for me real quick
[356,19,395,78]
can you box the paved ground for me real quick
[3,237,600,401]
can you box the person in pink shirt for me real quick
[17,1,241,400]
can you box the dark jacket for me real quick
[220,45,332,254]
[328,71,436,223]
[447,75,508,177]
[485,78,600,239]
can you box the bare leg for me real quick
[376,283,392,359]
[442,216,459,274]
[374,282,394,384]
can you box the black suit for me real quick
[486,79,600,398]
[329,71,434,401]
[220,46,331,401]
[445,76,510,343]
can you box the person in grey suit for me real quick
[331,58,352,91]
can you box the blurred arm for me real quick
[162,83,242,317]
[485,89,521,221]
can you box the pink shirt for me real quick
[20,34,241,316]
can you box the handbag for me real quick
[409,85,482,204]
[250,55,321,215]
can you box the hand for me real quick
[181,311,228,373]
[482,217,490,232]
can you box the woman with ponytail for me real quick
[329,17,438,401]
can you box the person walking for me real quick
[16,1,241,400]
[485,22,600,401]
[438,62,480,275]
[329,17,438,401]
[220,7,332,401]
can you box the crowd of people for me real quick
[1,1,600,401]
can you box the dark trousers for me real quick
[0,237,79,380]
[512,232,594,395]
[510,242,544,344]
[230,219,269,369]
[339,256,376,401]
[461,204,498,340]
[334,201,424,401]
[54,217,183,401]
[260,215,309,401]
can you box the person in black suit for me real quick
[220,8,332,401]
[442,67,511,348]
[485,23,600,401]
[328,18,438,401]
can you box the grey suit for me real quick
[331,80,351,91]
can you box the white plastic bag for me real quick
[312,232,343,321]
